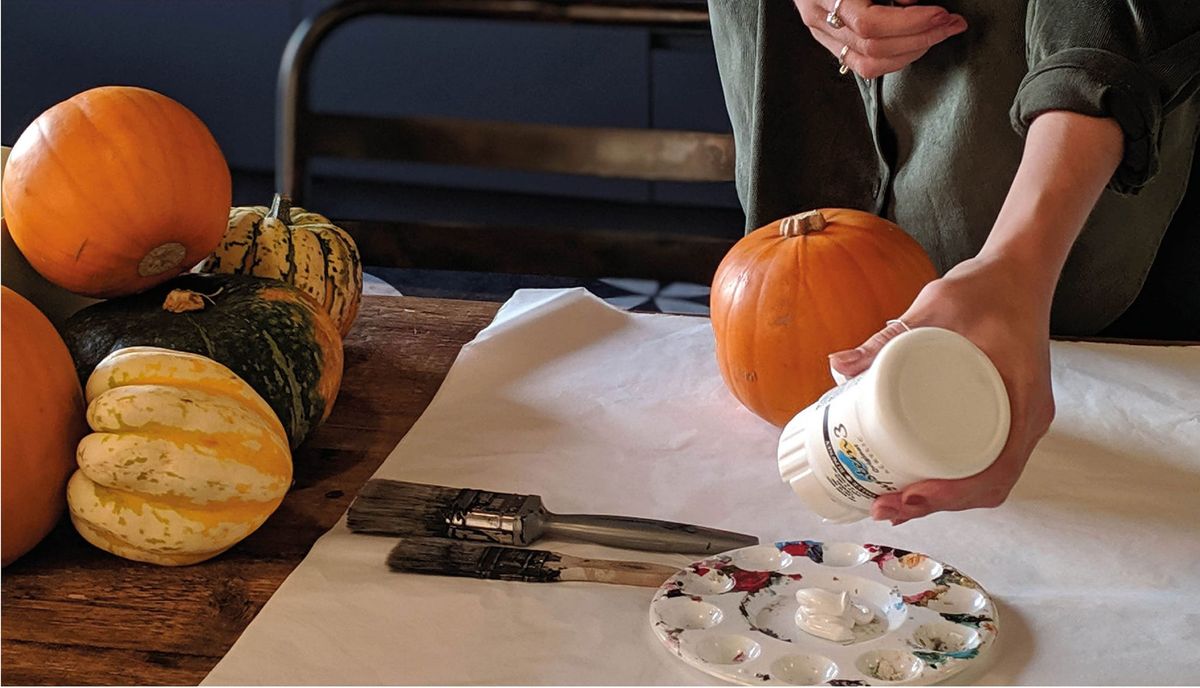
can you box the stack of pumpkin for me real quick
[1,86,363,566]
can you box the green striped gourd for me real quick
[63,273,343,448]
[198,194,362,337]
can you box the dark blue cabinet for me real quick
[2,0,292,172]
[2,0,740,212]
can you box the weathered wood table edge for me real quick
[1,295,501,686]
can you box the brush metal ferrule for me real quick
[445,489,546,545]
[474,545,562,582]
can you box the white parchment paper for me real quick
[203,288,1200,685]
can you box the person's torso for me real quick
[710,0,1198,335]
[865,0,1196,334]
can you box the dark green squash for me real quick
[63,273,343,448]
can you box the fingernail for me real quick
[829,349,863,366]
[874,505,899,521]
[902,494,928,507]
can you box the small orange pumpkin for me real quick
[711,209,937,426]
[2,286,88,565]
[1,86,231,298]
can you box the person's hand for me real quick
[793,0,968,79]
[828,254,1056,523]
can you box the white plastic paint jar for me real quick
[777,327,1011,523]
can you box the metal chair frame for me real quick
[276,0,739,282]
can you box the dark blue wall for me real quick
[2,0,740,216]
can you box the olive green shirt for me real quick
[709,0,1200,336]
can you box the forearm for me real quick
[980,111,1124,299]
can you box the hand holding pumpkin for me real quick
[830,254,1056,523]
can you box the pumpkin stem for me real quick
[163,289,208,313]
[162,287,224,313]
[779,210,828,237]
[267,193,294,226]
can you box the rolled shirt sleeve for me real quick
[1010,1,1200,194]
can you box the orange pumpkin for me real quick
[711,209,937,426]
[2,286,88,565]
[1,86,231,298]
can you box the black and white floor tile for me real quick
[363,267,711,316]
[589,278,710,316]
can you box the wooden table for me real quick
[4,293,1188,685]
[1,295,501,686]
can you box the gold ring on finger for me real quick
[826,0,846,29]
[837,44,851,75]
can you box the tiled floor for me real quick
[364,267,711,316]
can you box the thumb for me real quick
[828,320,911,379]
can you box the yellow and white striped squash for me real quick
[66,346,292,566]
[197,194,363,337]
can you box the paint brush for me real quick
[386,536,680,588]
[349,478,757,554]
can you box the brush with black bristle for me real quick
[348,480,463,537]
[348,478,757,554]
[386,536,680,588]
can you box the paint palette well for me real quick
[649,541,998,686]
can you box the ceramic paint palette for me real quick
[649,540,997,686]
